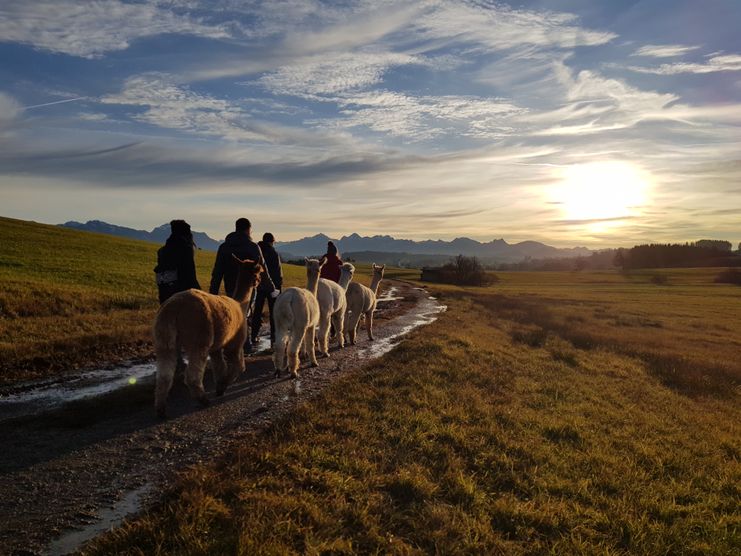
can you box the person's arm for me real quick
[209,245,225,294]
[256,244,277,291]
[275,252,283,290]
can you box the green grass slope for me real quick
[0,216,336,384]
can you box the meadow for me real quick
[2,217,739,553]
[80,263,739,554]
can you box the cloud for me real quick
[631,44,700,58]
[319,90,524,140]
[0,140,423,187]
[623,54,741,75]
[0,0,229,58]
[257,51,426,98]
[0,91,21,126]
[101,73,350,146]
[410,2,616,52]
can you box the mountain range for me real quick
[59,221,590,263]
[276,233,590,263]
[60,220,222,251]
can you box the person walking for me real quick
[154,219,201,304]
[210,218,278,352]
[319,240,342,283]
[250,232,283,349]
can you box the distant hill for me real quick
[60,220,222,251]
[276,233,590,263]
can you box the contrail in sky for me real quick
[22,97,86,110]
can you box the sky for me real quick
[0,0,739,247]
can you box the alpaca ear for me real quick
[304,257,310,264]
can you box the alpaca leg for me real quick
[347,311,361,345]
[273,328,288,377]
[184,349,210,407]
[318,314,331,357]
[222,344,245,394]
[154,352,177,419]
[287,329,306,378]
[210,350,228,396]
[366,310,375,341]
[306,325,319,368]
[332,311,345,349]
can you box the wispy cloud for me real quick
[631,44,701,58]
[623,54,741,75]
[0,0,229,58]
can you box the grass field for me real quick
[0,216,382,384]
[81,265,740,554]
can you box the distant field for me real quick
[0,216,380,384]
[86,266,740,554]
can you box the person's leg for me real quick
[251,289,267,343]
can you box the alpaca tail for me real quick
[153,305,179,417]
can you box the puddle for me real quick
[0,332,276,423]
[359,294,446,359]
[0,363,157,422]
[46,484,152,556]
[376,286,404,303]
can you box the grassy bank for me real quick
[85,274,740,554]
[0,217,384,384]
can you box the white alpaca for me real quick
[273,258,322,378]
[344,263,385,345]
[315,277,347,357]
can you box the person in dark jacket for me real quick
[210,218,277,352]
[154,219,200,304]
[209,218,276,297]
[319,241,342,282]
[250,232,283,348]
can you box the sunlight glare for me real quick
[554,161,650,223]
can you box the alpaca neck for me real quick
[306,272,320,297]
[338,272,352,290]
[231,279,255,307]
[369,274,382,296]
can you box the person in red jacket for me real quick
[319,241,342,282]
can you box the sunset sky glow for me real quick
[0,0,739,246]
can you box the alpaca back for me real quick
[317,278,347,315]
[155,289,245,353]
[274,287,320,331]
[346,282,375,315]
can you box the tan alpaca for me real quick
[344,263,385,345]
[273,258,322,378]
[315,276,347,357]
[153,256,262,418]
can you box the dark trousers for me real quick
[250,289,276,342]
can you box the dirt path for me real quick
[0,282,444,556]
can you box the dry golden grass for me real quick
[84,272,740,555]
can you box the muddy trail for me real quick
[0,282,445,556]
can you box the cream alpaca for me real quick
[153,256,262,418]
[273,258,322,377]
[344,263,385,345]
[315,276,347,357]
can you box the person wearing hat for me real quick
[250,232,283,349]
[319,240,343,282]
[154,219,201,304]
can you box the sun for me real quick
[553,161,650,223]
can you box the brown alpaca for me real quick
[153,256,262,418]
